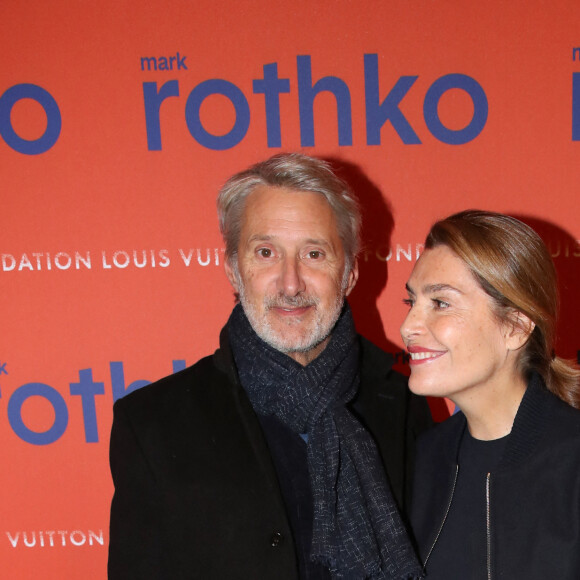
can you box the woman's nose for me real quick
[400,303,424,343]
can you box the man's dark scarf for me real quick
[228,304,421,579]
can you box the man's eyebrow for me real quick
[247,234,273,243]
[247,235,332,247]
[303,238,332,247]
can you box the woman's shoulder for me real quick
[416,412,465,458]
[525,374,580,436]
[544,388,580,438]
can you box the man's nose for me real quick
[278,257,306,296]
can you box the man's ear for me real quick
[344,258,359,297]
[224,258,239,293]
[505,310,535,351]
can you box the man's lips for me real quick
[406,345,446,365]
[270,305,313,316]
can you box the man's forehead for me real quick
[242,187,335,224]
[238,187,343,251]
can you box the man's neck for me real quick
[287,335,332,366]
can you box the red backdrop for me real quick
[2,1,579,577]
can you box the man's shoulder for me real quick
[113,351,229,412]
[358,335,408,395]
[356,335,433,430]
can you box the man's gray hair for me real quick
[217,153,362,266]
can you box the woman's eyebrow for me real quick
[422,283,464,295]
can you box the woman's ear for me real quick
[505,310,535,351]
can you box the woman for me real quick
[400,210,580,579]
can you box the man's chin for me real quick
[263,331,316,353]
[242,304,333,357]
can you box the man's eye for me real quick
[257,248,272,258]
[307,250,322,259]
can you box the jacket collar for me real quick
[498,373,551,470]
[450,373,553,470]
[214,323,240,385]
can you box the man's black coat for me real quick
[108,329,432,579]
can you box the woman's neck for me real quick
[454,373,527,441]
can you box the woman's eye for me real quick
[402,298,414,307]
[433,299,450,309]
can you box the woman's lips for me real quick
[407,346,446,365]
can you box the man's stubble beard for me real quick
[232,263,351,356]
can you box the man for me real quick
[108,153,432,579]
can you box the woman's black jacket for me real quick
[411,373,580,579]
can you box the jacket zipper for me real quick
[423,464,459,571]
[486,473,492,580]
